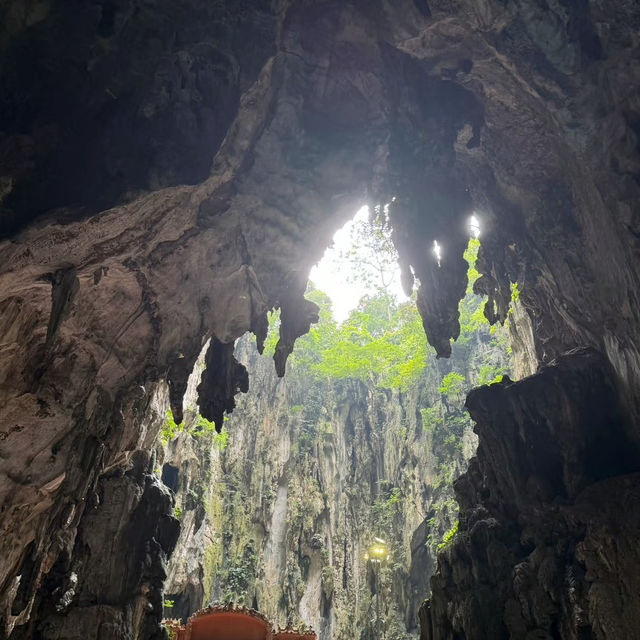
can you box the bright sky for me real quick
[309,206,410,322]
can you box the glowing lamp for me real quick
[368,538,389,562]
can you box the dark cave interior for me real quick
[1,1,640,639]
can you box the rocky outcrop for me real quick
[423,349,640,639]
[1,0,640,638]
[2,385,180,639]
[13,464,181,640]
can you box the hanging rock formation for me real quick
[0,0,639,638]
[161,325,509,639]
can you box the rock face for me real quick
[0,0,639,639]
[162,328,509,639]
[423,349,640,639]
[0,0,277,233]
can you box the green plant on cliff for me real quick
[420,406,443,433]
[511,281,520,302]
[371,485,404,540]
[194,414,230,450]
[220,539,258,604]
[456,238,488,343]
[477,364,507,386]
[280,289,429,391]
[437,521,459,552]
[160,409,229,449]
[287,471,324,534]
[438,372,466,398]
[160,409,184,445]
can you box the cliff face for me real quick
[162,326,510,640]
[1,1,639,639]
[423,349,640,640]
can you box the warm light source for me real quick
[368,538,389,562]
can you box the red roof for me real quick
[183,605,272,640]
[164,604,317,640]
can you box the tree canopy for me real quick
[263,237,507,392]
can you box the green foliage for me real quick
[372,486,404,532]
[437,521,459,552]
[476,364,508,386]
[433,462,457,491]
[262,308,281,357]
[173,506,182,520]
[259,213,432,388]
[160,409,184,446]
[443,433,462,452]
[511,281,520,302]
[260,237,509,395]
[194,414,230,450]
[160,409,229,450]
[438,372,466,398]
[284,289,429,391]
[321,565,335,598]
[195,413,216,433]
[226,565,251,597]
[163,599,175,608]
[420,406,443,433]
[463,237,481,290]
[457,238,491,344]
[222,541,257,603]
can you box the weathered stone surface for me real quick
[0,0,639,638]
[423,349,640,640]
[0,0,277,233]
[162,331,509,639]
[12,461,180,640]
[197,338,249,430]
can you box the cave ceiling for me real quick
[1,0,640,637]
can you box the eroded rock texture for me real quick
[161,328,509,639]
[1,0,640,638]
[423,350,640,640]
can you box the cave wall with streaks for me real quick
[1,0,639,638]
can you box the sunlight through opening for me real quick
[309,205,409,322]
[433,240,442,267]
[469,214,481,238]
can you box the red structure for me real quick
[164,604,317,640]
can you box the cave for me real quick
[162,464,180,494]
[1,1,640,639]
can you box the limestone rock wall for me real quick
[423,349,640,640]
[0,0,639,638]
[162,327,510,640]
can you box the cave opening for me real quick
[162,463,180,494]
[2,4,640,640]
[158,206,512,638]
